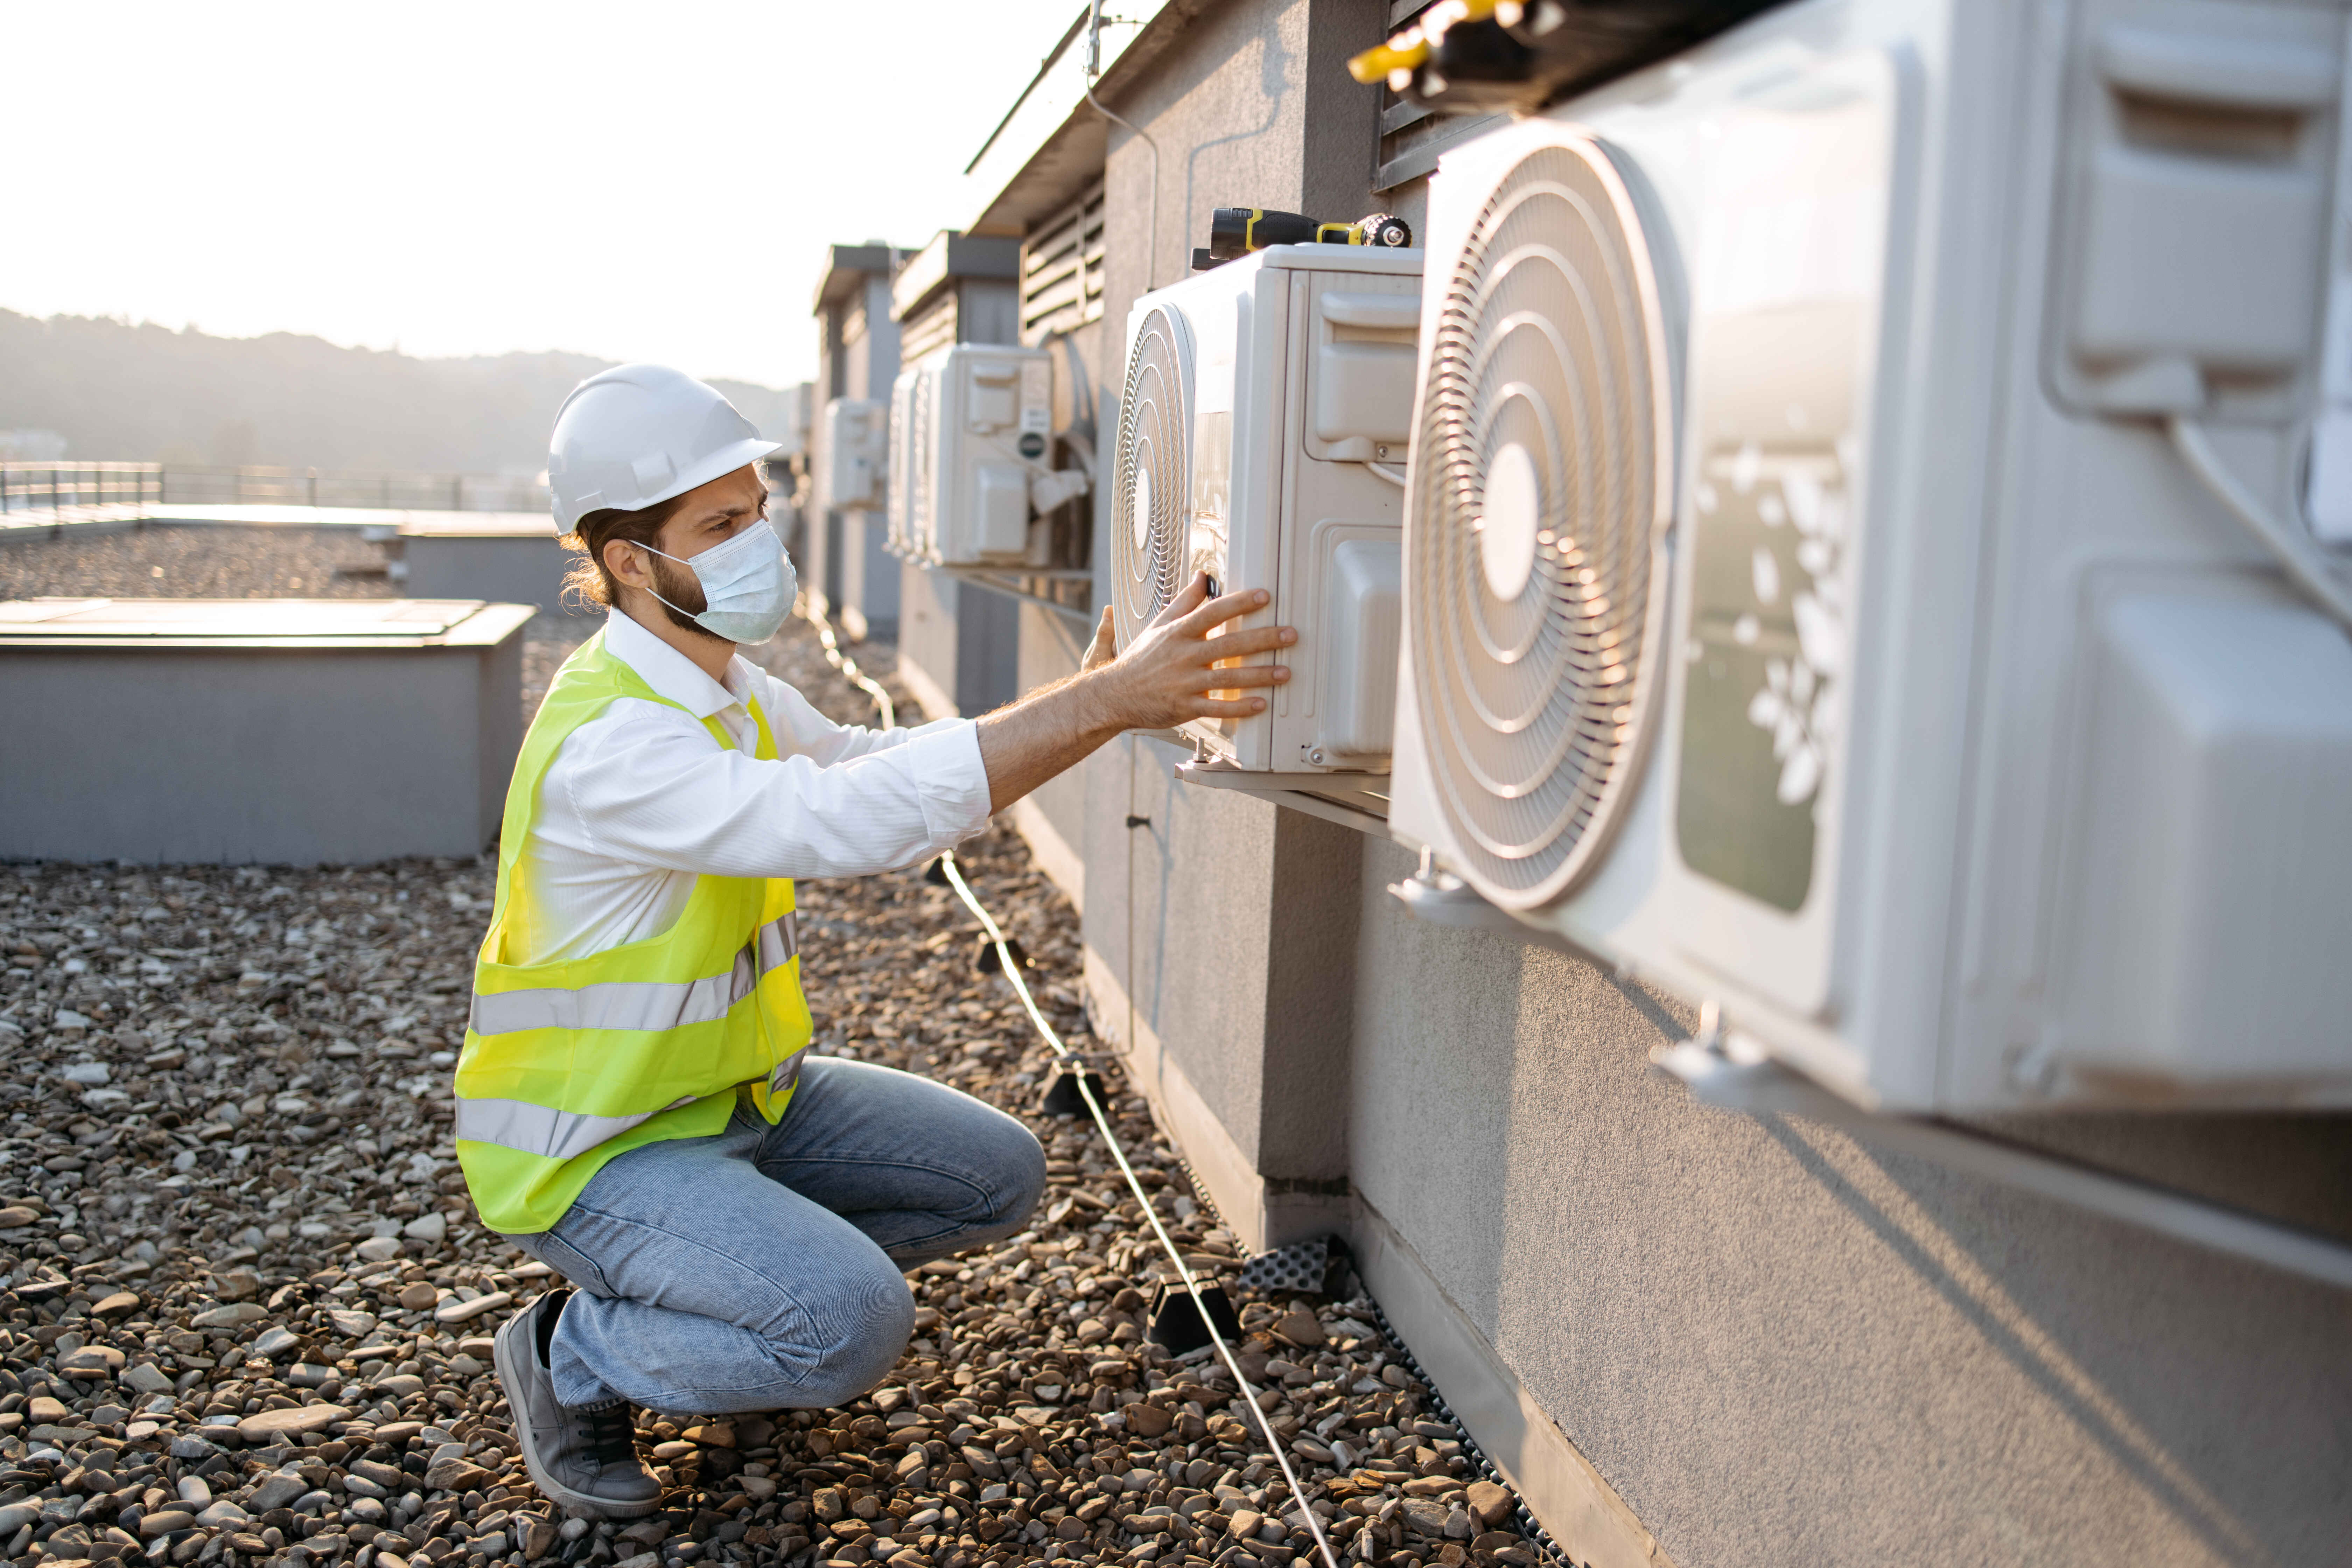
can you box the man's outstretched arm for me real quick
[974,574,1295,813]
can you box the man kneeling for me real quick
[465,365,1295,1516]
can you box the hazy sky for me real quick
[2,1,1087,388]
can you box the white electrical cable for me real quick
[794,594,896,729]
[796,558,1345,1568]
[1087,0,1163,293]
[1362,462,1407,489]
[2168,416,2352,632]
[933,852,1345,1568]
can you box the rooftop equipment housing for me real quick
[395,515,571,613]
[0,597,530,864]
[1387,0,2352,1113]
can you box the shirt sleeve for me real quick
[549,699,995,880]
[754,666,968,765]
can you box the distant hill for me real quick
[0,309,798,474]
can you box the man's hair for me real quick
[560,495,688,611]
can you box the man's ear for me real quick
[603,537,647,589]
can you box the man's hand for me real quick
[973,574,1296,813]
[1089,574,1295,730]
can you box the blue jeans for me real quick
[508,1057,1045,1414]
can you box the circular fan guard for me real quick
[1409,134,1675,909]
[1113,306,1193,648]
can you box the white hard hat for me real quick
[548,364,782,532]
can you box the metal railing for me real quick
[0,462,550,515]
[0,462,162,512]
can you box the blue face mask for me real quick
[637,520,798,644]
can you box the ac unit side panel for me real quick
[1838,6,2053,1114]
[820,398,887,513]
[1221,267,1296,770]
[1268,267,1420,774]
[931,345,1056,567]
[885,363,941,561]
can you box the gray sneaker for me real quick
[493,1289,662,1518]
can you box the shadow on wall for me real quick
[1352,832,2352,1567]
[1183,29,1299,258]
[1803,1122,2352,1568]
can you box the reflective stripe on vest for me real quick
[455,1046,806,1161]
[466,912,798,1036]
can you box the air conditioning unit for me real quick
[886,346,1086,568]
[926,345,1059,567]
[1388,0,2352,1113]
[885,361,938,561]
[1112,244,1423,772]
[820,397,887,512]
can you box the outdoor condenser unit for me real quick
[1388,0,2352,1112]
[820,397,888,512]
[896,344,1075,568]
[1112,244,1424,773]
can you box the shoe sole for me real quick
[492,1304,662,1521]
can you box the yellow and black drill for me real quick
[1191,207,1414,272]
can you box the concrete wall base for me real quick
[1013,795,1085,915]
[1087,923,1672,1568]
[897,650,958,723]
[1349,1202,1675,1568]
[1084,944,1349,1254]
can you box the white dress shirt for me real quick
[508,610,993,965]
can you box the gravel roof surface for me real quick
[0,604,1540,1568]
[0,526,398,603]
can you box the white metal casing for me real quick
[1113,245,1424,771]
[819,397,887,513]
[922,345,1056,566]
[1388,0,2352,1112]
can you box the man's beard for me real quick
[646,551,723,642]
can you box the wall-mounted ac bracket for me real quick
[1174,758,1389,836]
[1386,866,1607,968]
[936,565,1096,626]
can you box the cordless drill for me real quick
[1191,207,1415,271]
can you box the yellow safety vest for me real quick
[454,628,811,1234]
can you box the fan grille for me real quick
[1409,135,1674,908]
[1113,306,1192,648]
[896,367,935,559]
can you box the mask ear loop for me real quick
[624,539,712,629]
